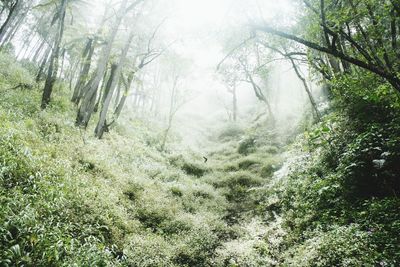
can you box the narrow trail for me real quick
[175,127,290,265]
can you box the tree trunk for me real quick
[0,0,20,45]
[114,78,123,109]
[76,0,129,127]
[36,46,51,82]
[30,38,45,62]
[32,38,47,63]
[1,9,25,49]
[95,31,134,138]
[94,63,118,138]
[72,38,95,104]
[160,76,179,151]
[113,71,135,121]
[94,65,111,112]
[232,86,237,122]
[288,57,322,121]
[58,48,66,79]
[41,0,67,109]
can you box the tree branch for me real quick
[252,25,400,91]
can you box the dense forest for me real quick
[0,0,399,266]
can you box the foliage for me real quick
[237,136,256,155]
[217,124,245,141]
[252,73,400,265]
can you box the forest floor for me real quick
[0,52,283,266]
[1,53,399,266]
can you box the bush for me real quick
[217,124,244,141]
[182,162,207,177]
[169,155,207,177]
[237,157,261,170]
[173,227,220,266]
[215,172,264,223]
[238,137,256,155]
[283,225,379,266]
[0,52,34,87]
[260,159,281,178]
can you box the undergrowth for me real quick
[1,52,399,266]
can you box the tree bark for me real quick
[76,0,130,127]
[112,71,135,121]
[288,57,321,121]
[95,30,134,138]
[36,45,51,82]
[160,76,179,151]
[71,38,95,104]
[41,0,67,109]
[0,0,20,45]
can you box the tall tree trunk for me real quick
[94,65,110,113]
[95,30,134,138]
[58,48,66,79]
[32,38,47,63]
[36,46,51,82]
[114,78,123,109]
[41,0,67,109]
[20,31,38,59]
[232,86,237,122]
[94,63,118,138]
[2,7,26,48]
[113,71,135,121]
[76,0,129,127]
[288,57,322,121]
[161,76,179,151]
[0,0,20,45]
[71,38,95,104]
[67,57,80,91]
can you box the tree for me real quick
[75,0,140,128]
[41,0,68,109]
[217,64,240,122]
[0,0,22,45]
[218,40,275,124]
[252,0,400,93]
[94,29,135,138]
[259,42,322,121]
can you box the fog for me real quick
[141,0,317,149]
[18,0,321,149]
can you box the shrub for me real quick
[260,159,281,178]
[181,162,207,177]
[237,157,261,170]
[283,225,379,266]
[237,137,256,155]
[0,52,34,87]
[217,124,244,141]
[168,155,207,177]
[173,227,220,266]
[216,172,264,223]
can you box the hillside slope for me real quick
[1,53,400,266]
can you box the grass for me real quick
[2,51,399,266]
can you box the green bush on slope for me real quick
[255,74,400,266]
[0,52,237,266]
